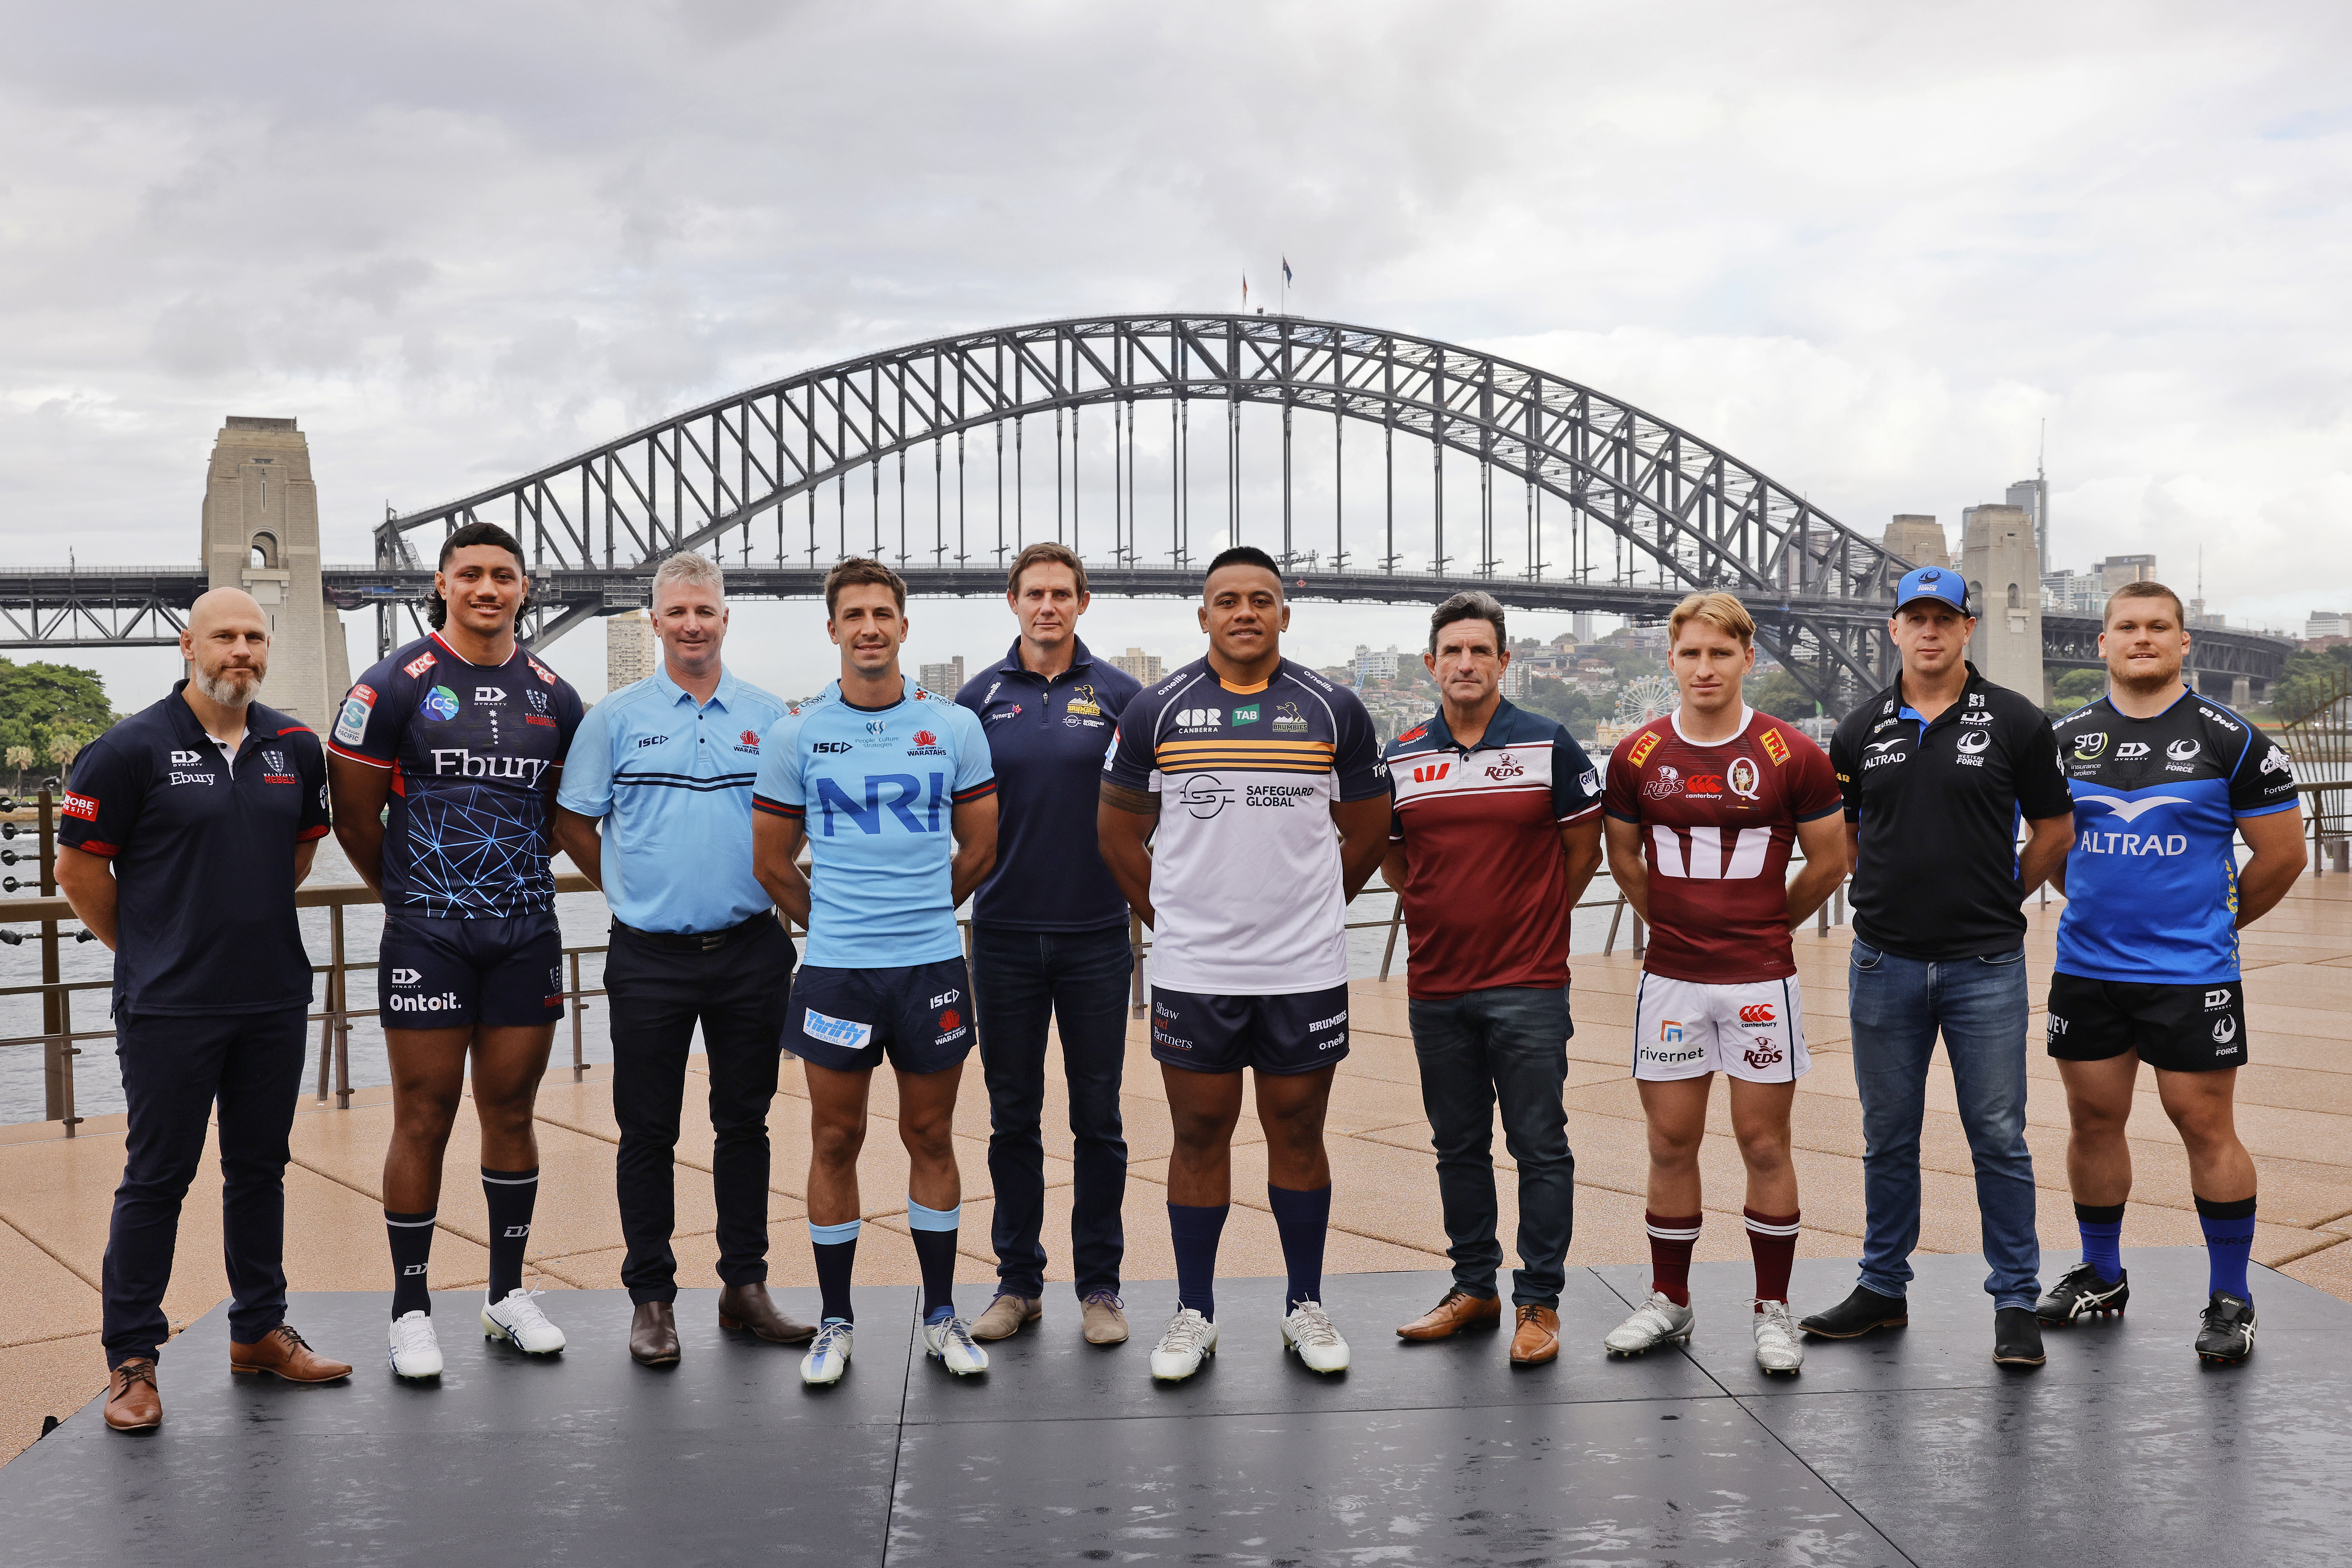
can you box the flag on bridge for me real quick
[1282,257,1293,285]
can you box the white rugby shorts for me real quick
[1631,973,1809,1083]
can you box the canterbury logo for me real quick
[1649,824,1774,879]
[1738,1004,1777,1025]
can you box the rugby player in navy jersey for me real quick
[328,522,585,1378]
[2040,581,2304,1362]
[1100,546,1390,1382]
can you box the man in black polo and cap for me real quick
[55,587,353,1432]
[1802,567,2075,1367]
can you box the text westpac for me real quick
[814,772,953,834]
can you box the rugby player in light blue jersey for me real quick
[2041,580,2304,1364]
[751,559,998,1384]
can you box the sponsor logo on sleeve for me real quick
[1627,730,1660,766]
[62,791,98,820]
[526,657,557,685]
[1579,768,1599,795]
[2261,745,2293,778]
[1760,729,1791,766]
[402,651,438,678]
[334,685,377,746]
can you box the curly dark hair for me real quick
[428,521,530,630]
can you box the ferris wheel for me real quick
[1613,674,1679,727]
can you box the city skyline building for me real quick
[605,610,658,691]
[1353,643,1400,685]
[1110,647,1163,684]
[918,655,966,695]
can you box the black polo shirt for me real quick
[57,684,330,1017]
[1829,662,2072,962]
[953,636,1142,931]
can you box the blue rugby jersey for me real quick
[329,632,585,918]
[751,680,995,969]
[2050,691,2298,984]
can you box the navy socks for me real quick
[811,1218,860,1323]
[2075,1200,2126,1285]
[908,1198,960,1324]
[1267,1182,1332,1311]
[2195,1194,2257,1301]
[481,1166,539,1304]
[1167,1202,1229,1322]
[386,1209,435,1318]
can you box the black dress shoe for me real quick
[718,1281,816,1345]
[1993,1306,2046,1367]
[1799,1285,1909,1339]
[630,1301,680,1366]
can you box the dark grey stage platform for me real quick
[6,1248,2351,1566]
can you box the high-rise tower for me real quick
[197,416,353,727]
[1961,503,2044,701]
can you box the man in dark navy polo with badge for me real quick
[953,542,1143,1348]
[56,588,353,1432]
[1805,565,2074,1368]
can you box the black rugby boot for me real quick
[2195,1292,2257,1365]
[1993,1306,2046,1367]
[2036,1260,2130,1325]
[1799,1284,1908,1340]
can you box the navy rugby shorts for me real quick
[1149,982,1351,1075]
[791,957,975,1074]
[378,910,565,1030]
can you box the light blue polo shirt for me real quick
[558,665,792,934]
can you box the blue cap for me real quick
[1894,565,1970,615]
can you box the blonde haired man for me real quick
[1599,592,1847,1374]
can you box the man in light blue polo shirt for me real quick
[553,551,808,1367]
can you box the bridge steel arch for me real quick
[377,314,1913,711]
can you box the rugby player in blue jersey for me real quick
[329,521,586,1379]
[2041,580,2304,1363]
[752,558,999,1384]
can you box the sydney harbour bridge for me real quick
[0,313,2292,715]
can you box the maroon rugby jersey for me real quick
[1602,707,1842,984]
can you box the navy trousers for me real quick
[970,923,1134,1300]
[103,1007,309,1367]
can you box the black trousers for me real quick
[103,1007,308,1366]
[605,915,795,1303]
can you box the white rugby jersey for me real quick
[1105,658,1386,995]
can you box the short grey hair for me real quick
[1428,590,1506,654]
[651,549,725,607]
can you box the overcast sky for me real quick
[5,1,2348,702]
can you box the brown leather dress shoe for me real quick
[630,1301,681,1366]
[104,1359,161,1431]
[1509,1304,1561,1365]
[717,1281,816,1345]
[230,1324,353,1383]
[1396,1287,1503,1341]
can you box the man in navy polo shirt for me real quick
[56,588,354,1432]
[953,542,1143,1347]
[1382,590,1604,1366]
[554,551,806,1367]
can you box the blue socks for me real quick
[2195,1194,2257,1302]
[1267,1183,1332,1312]
[1167,1202,1229,1322]
[908,1199,960,1324]
[810,1218,860,1323]
[2075,1201,2125,1285]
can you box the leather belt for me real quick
[613,911,777,953]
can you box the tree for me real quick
[0,658,114,783]
[4,744,31,793]
[2270,645,2352,723]
[2048,668,2107,714]
[1747,669,1817,721]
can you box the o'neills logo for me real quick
[387,990,460,1013]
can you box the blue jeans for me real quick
[1405,985,1575,1308]
[1847,939,2040,1309]
[970,923,1134,1300]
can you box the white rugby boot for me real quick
[481,1288,567,1355]
[800,1320,854,1386]
[388,1310,444,1380]
[1604,1291,1696,1357]
[1281,1300,1351,1374]
[1752,1299,1804,1375]
[923,1314,990,1376]
[1149,1307,1218,1382]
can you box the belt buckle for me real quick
[698,931,726,953]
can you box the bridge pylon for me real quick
[199,417,353,728]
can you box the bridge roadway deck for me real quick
[1,889,2349,1560]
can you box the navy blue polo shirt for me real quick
[57,684,330,1018]
[954,637,1141,931]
